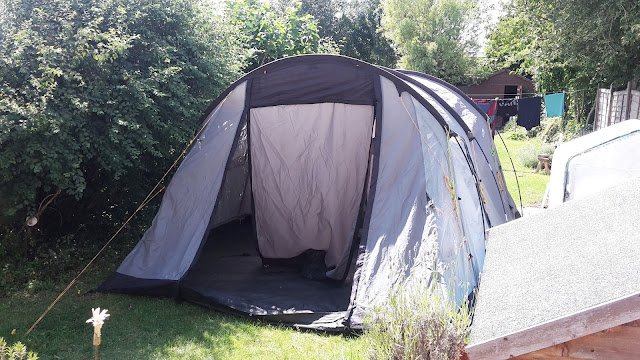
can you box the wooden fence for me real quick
[593,81,640,130]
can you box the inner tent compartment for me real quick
[181,102,375,316]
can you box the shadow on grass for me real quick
[2,275,365,360]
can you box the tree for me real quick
[486,0,640,93]
[0,0,242,238]
[226,0,338,73]
[299,0,345,39]
[485,0,640,129]
[333,0,398,67]
[271,0,397,67]
[380,0,480,84]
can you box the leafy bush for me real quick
[526,125,542,138]
[0,337,38,360]
[503,118,518,132]
[518,143,556,169]
[0,0,241,222]
[507,132,527,141]
[539,117,561,143]
[364,282,471,360]
[0,0,242,291]
[502,119,528,140]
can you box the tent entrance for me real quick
[181,103,375,317]
[180,219,353,316]
[250,103,374,275]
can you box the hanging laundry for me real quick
[544,93,565,117]
[473,100,497,119]
[517,97,542,130]
[474,99,498,136]
[496,98,518,126]
[474,100,492,115]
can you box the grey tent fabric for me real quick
[402,72,517,225]
[349,78,474,323]
[211,121,252,228]
[250,103,373,268]
[98,55,519,332]
[115,82,247,281]
[401,76,493,277]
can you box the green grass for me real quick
[1,266,366,360]
[494,133,550,207]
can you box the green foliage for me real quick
[333,0,398,67]
[517,143,556,170]
[226,0,337,72]
[364,282,470,360]
[298,0,344,39]
[0,337,38,360]
[507,132,526,141]
[294,0,398,67]
[0,0,241,285]
[486,0,640,133]
[484,10,539,77]
[380,0,480,84]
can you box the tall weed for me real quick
[364,282,471,360]
[0,338,38,360]
[517,144,556,169]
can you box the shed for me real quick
[460,70,536,128]
[465,177,640,359]
[459,70,535,100]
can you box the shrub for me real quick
[518,143,556,170]
[364,282,471,360]
[526,125,542,138]
[507,132,527,141]
[0,0,243,288]
[502,118,529,141]
[0,337,38,360]
[503,118,518,132]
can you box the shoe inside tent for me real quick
[98,55,518,331]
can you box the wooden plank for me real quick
[465,292,640,360]
[511,324,640,360]
[625,81,633,121]
[622,319,640,327]
[511,353,583,360]
[607,84,614,127]
[593,85,600,131]
[563,325,640,359]
[630,90,640,119]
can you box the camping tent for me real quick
[98,55,517,331]
[546,119,640,208]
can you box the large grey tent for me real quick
[99,55,518,331]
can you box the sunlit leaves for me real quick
[0,0,242,234]
[380,0,480,84]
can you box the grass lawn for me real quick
[493,133,551,207]
[1,259,367,360]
